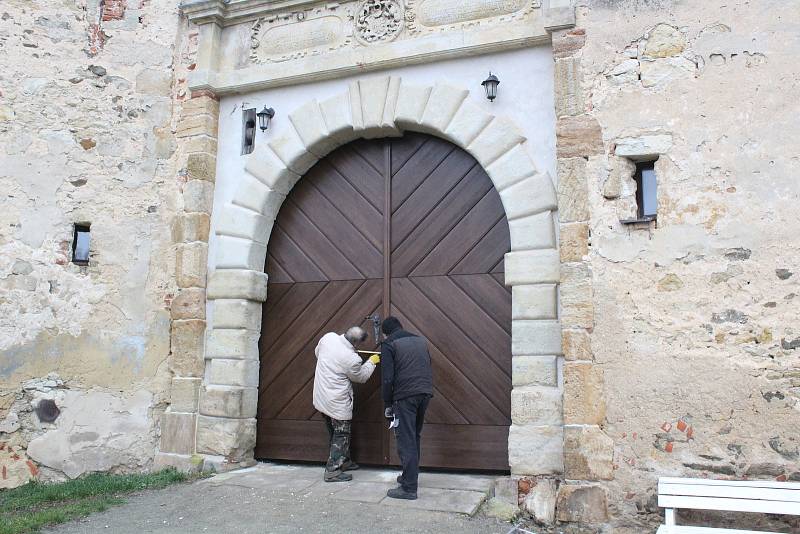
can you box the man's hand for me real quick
[384,407,394,419]
[368,354,380,365]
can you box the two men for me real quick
[311,317,433,500]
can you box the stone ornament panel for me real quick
[204,76,564,474]
[182,0,576,94]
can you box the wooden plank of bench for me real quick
[656,525,781,534]
[659,482,800,503]
[659,495,800,516]
[660,478,800,490]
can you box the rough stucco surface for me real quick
[574,0,800,528]
[0,0,193,485]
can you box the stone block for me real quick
[200,385,258,418]
[493,477,518,505]
[512,355,558,387]
[232,174,285,218]
[205,358,260,387]
[186,152,216,182]
[509,212,557,251]
[170,288,206,321]
[512,284,558,320]
[554,57,584,117]
[394,83,431,128]
[176,242,208,288]
[552,28,586,60]
[182,135,218,156]
[172,213,210,243]
[353,77,397,134]
[505,250,560,286]
[170,319,206,377]
[213,299,262,330]
[557,158,589,223]
[196,415,256,460]
[560,223,589,262]
[176,114,218,138]
[564,425,614,481]
[468,117,526,168]
[152,452,203,474]
[418,84,469,135]
[244,145,301,195]
[560,262,594,329]
[562,329,593,361]
[564,363,606,425]
[214,235,267,271]
[614,134,673,159]
[207,269,268,302]
[602,156,636,199]
[268,129,319,175]
[170,377,201,413]
[511,386,562,425]
[206,328,260,360]
[320,91,357,144]
[544,4,576,32]
[483,498,519,521]
[512,320,562,356]
[444,97,493,148]
[556,484,608,522]
[499,173,558,220]
[289,99,338,157]
[183,179,215,214]
[159,412,196,455]
[181,95,220,116]
[509,424,564,475]
[215,204,273,244]
[556,116,603,159]
[642,23,685,58]
[640,57,695,88]
[523,478,558,525]
[486,143,539,191]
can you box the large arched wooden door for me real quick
[256,133,511,471]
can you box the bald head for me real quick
[344,326,368,346]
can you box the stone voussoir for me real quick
[320,91,357,144]
[512,355,559,387]
[393,82,432,128]
[443,97,493,149]
[486,142,539,191]
[511,386,563,425]
[215,204,273,245]
[207,269,268,302]
[289,98,338,157]
[268,130,318,176]
[214,235,267,271]
[499,173,558,220]
[418,83,469,135]
[206,358,260,388]
[467,116,526,168]
[505,249,560,286]
[244,145,301,195]
[512,284,558,320]
[512,320,563,356]
[509,211,557,252]
[231,173,285,217]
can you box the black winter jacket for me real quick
[381,329,433,408]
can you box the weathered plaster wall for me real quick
[0,0,194,487]
[560,0,800,529]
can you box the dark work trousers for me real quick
[393,394,430,492]
[323,415,352,473]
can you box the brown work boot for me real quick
[324,470,353,482]
[341,460,360,471]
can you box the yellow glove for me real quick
[368,354,380,365]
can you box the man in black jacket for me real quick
[380,316,433,500]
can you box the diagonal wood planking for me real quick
[258,133,511,470]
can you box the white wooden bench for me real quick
[657,477,800,533]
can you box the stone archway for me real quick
[202,76,563,475]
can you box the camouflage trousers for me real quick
[323,415,352,473]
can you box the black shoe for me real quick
[324,470,353,482]
[341,460,360,472]
[387,486,417,500]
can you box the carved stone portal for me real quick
[355,0,404,43]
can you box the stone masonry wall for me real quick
[554,0,800,530]
[0,0,195,487]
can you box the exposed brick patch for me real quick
[190,89,219,100]
[86,23,108,56]
[102,0,127,22]
[556,115,604,158]
[552,28,586,59]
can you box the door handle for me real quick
[366,314,382,348]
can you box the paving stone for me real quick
[382,487,487,515]
[332,482,393,503]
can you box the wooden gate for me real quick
[255,133,511,471]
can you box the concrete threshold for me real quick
[205,461,495,516]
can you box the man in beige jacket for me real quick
[313,326,379,482]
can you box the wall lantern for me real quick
[257,106,275,132]
[481,72,500,102]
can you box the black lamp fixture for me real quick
[481,72,500,102]
[256,106,275,132]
